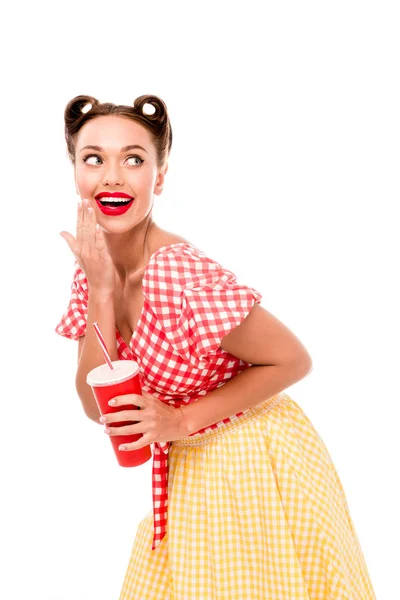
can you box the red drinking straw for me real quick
[92,322,114,370]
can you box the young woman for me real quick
[55,94,376,599]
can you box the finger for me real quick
[59,231,76,255]
[95,221,103,244]
[119,433,152,452]
[76,198,83,248]
[81,198,90,237]
[88,200,97,227]
[102,409,142,424]
[108,394,143,408]
[86,202,96,255]
[80,199,92,261]
[105,422,146,436]
[86,197,97,225]
[95,223,106,254]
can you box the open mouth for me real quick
[98,199,133,207]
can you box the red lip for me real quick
[95,191,134,200]
[95,198,135,216]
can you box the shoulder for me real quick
[146,226,210,282]
[148,225,192,256]
[144,231,237,292]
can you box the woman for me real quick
[55,94,376,599]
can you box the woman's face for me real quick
[74,115,167,234]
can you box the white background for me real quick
[1,1,398,598]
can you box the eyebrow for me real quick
[80,144,148,154]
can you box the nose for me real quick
[102,161,124,187]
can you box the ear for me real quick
[154,162,168,196]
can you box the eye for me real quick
[82,154,102,166]
[126,155,144,166]
[82,154,144,166]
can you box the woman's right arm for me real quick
[59,198,119,423]
[76,291,119,423]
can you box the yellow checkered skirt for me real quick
[119,392,376,599]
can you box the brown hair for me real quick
[64,94,172,170]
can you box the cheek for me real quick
[75,168,97,191]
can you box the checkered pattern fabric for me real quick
[55,243,264,550]
[118,393,376,599]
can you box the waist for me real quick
[171,392,286,448]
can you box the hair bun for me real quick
[133,94,167,126]
[64,95,99,126]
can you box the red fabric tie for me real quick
[151,441,170,550]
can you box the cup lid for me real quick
[86,360,139,387]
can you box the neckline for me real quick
[116,242,196,350]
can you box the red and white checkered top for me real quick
[55,242,263,550]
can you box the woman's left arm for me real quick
[102,304,312,447]
[181,303,313,435]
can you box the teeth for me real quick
[97,197,133,203]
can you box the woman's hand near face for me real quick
[60,198,116,295]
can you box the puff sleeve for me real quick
[146,244,263,368]
[54,261,89,340]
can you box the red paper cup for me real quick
[86,360,152,467]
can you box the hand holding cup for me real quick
[100,389,189,451]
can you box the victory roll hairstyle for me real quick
[64,94,172,169]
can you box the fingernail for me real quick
[108,399,115,405]
[99,416,107,423]
[87,207,93,214]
